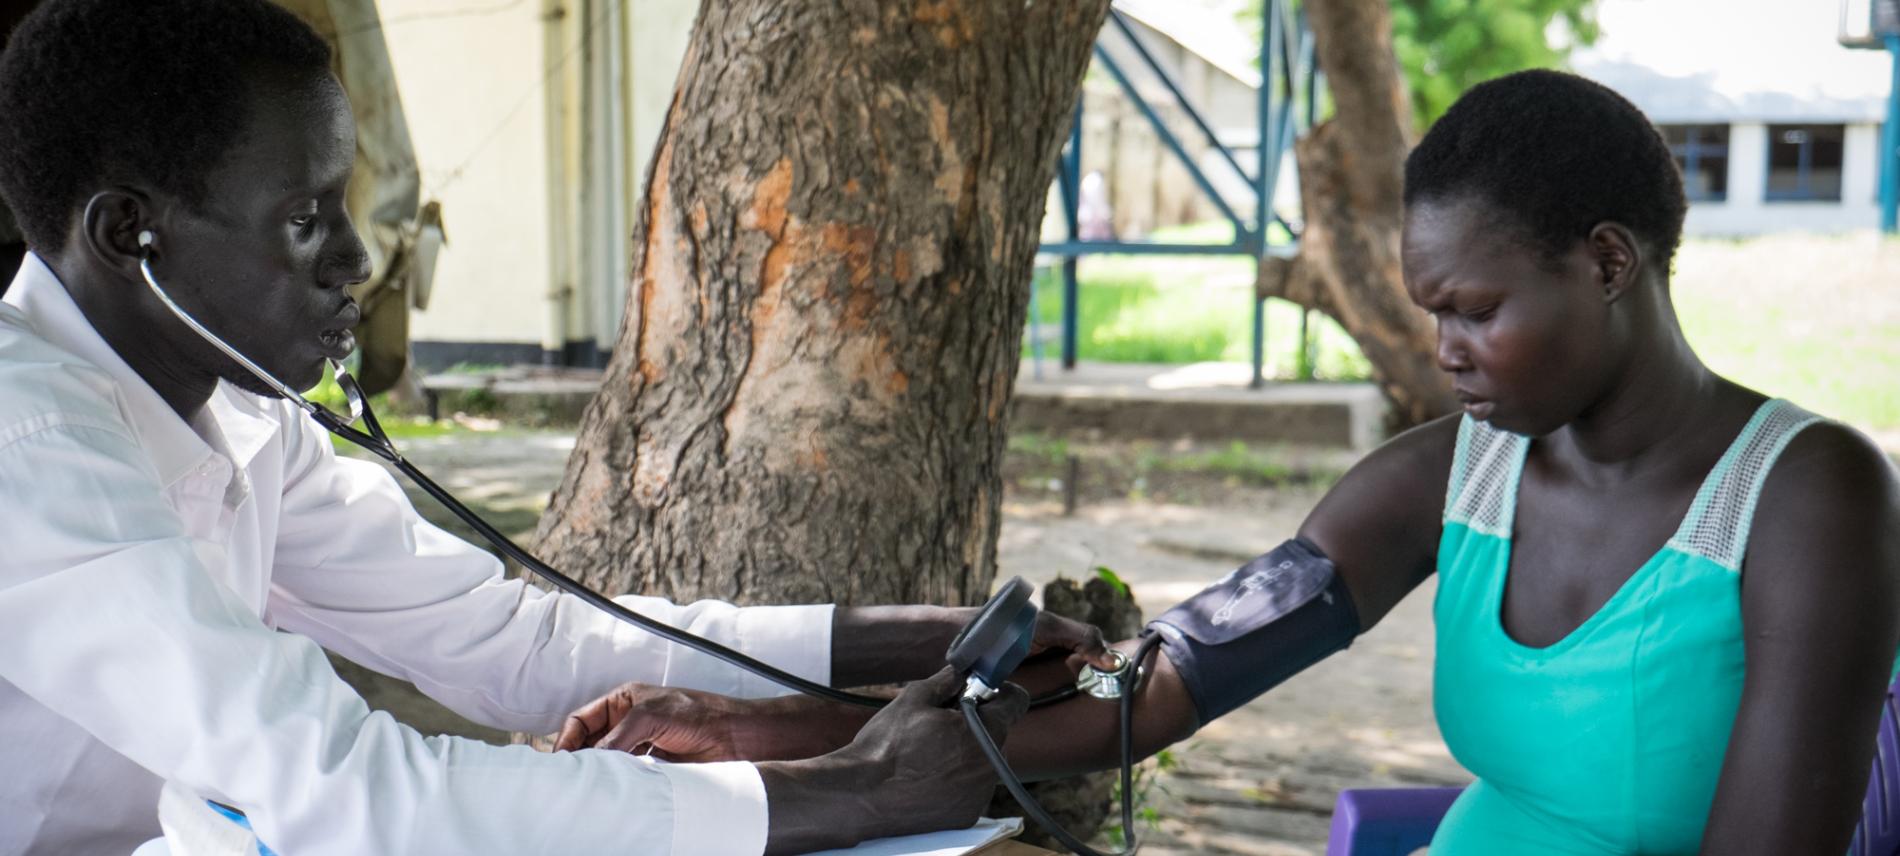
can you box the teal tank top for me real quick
[1431,399,1822,854]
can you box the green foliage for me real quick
[1392,0,1599,129]
[308,364,476,455]
[1104,747,1182,848]
[1138,440,1297,485]
[1007,432,1073,468]
[1094,566,1132,598]
[1239,0,1600,130]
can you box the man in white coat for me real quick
[0,2,1103,853]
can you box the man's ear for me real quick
[78,189,157,277]
[1586,222,1644,305]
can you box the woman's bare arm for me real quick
[1700,424,1900,854]
[1001,415,1462,778]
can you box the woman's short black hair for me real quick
[1404,69,1687,273]
[0,0,333,254]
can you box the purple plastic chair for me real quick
[1324,673,1900,856]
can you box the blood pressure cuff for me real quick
[1146,537,1361,726]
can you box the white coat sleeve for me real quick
[264,411,834,735]
[0,417,769,855]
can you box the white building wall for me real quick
[379,0,554,352]
[373,0,699,364]
[1683,121,1884,236]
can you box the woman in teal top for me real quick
[1293,70,1897,852]
[549,70,1900,852]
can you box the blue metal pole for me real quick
[1252,0,1275,390]
[1883,35,1900,234]
[1296,12,1316,381]
[1062,105,1083,371]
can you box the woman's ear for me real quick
[1587,222,1644,305]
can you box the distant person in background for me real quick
[1077,170,1115,241]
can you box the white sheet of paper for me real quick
[801,817,1025,856]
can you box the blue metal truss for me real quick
[1040,0,1319,387]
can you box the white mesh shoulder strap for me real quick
[1667,399,1826,572]
[1444,415,1529,539]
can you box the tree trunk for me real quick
[534,0,1112,609]
[1258,0,1454,428]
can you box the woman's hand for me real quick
[555,684,867,762]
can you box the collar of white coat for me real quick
[2,252,281,488]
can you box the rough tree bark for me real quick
[1259,0,1455,427]
[534,0,1113,609]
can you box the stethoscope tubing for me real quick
[138,246,888,707]
[138,248,1142,853]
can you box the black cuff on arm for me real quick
[1146,537,1363,727]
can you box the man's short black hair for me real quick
[1404,69,1687,273]
[0,0,333,254]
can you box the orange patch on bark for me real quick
[636,136,677,386]
[913,0,971,48]
[821,222,877,289]
[914,0,956,25]
[893,249,912,283]
[746,158,794,236]
[750,158,799,346]
[796,441,831,471]
[929,99,966,203]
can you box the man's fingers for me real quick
[973,680,1031,740]
[1037,616,1115,669]
[554,715,590,752]
[596,710,664,754]
[1071,623,1113,668]
[554,696,615,752]
[901,665,964,708]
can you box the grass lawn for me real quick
[1671,234,1900,433]
[308,365,493,453]
[1033,224,1900,432]
[1026,221,1371,380]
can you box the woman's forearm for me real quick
[830,605,973,687]
[1004,641,1200,780]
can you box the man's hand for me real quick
[554,684,863,762]
[832,602,1114,687]
[1029,610,1113,671]
[757,666,1030,855]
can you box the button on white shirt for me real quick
[0,255,834,855]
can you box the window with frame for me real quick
[1659,124,1730,202]
[1765,124,1845,202]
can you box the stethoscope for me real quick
[136,230,1161,855]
